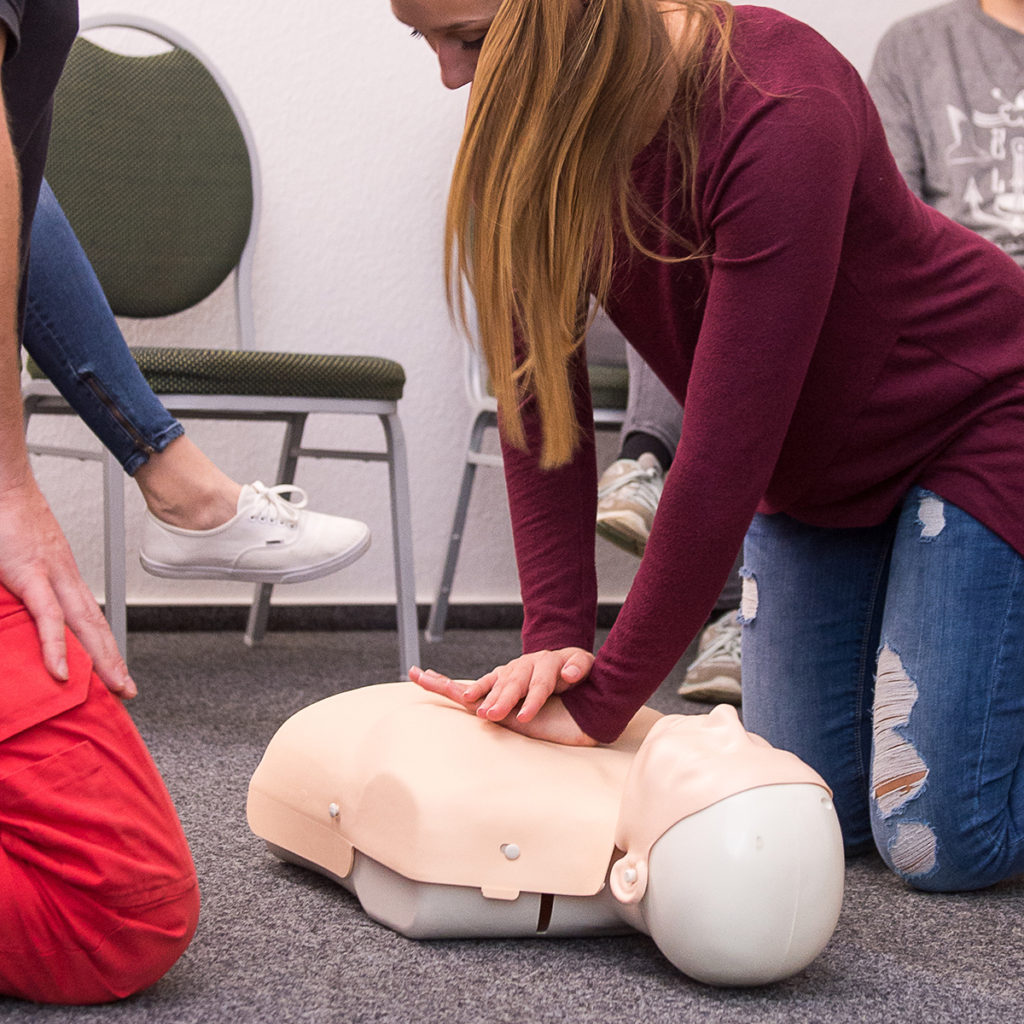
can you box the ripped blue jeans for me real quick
[741,486,1024,892]
[23,180,183,475]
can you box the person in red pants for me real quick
[0,585,199,1004]
[0,4,198,1002]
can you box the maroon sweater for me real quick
[501,6,1024,743]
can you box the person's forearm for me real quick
[0,61,31,491]
[0,25,135,697]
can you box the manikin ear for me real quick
[609,854,649,904]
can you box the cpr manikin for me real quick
[247,684,844,987]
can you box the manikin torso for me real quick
[247,683,845,987]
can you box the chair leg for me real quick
[245,413,306,646]
[425,411,501,642]
[103,450,128,658]
[381,411,420,678]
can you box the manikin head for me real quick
[609,706,845,986]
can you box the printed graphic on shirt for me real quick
[945,86,1024,258]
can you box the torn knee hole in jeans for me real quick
[917,493,945,540]
[872,645,937,876]
[737,569,757,624]
[873,646,929,814]
[889,822,937,877]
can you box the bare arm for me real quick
[0,25,135,696]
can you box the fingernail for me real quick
[563,665,581,681]
[56,659,69,681]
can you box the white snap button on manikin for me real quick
[501,843,520,860]
[328,803,340,818]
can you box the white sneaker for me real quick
[140,481,371,584]
[677,610,742,705]
[595,454,664,557]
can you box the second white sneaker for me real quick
[677,610,742,706]
[140,481,371,584]
[596,453,664,557]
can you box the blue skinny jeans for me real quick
[23,180,183,475]
[741,486,1024,892]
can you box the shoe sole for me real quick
[139,530,372,584]
[595,519,646,558]
[677,677,742,706]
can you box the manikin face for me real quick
[609,705,831,904]
[390,0,501,89]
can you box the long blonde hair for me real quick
[446,0,735,468]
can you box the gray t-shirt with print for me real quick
[868,0,1024,265]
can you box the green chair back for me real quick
[44,36,254,318]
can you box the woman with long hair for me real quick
[399,0,1024,892]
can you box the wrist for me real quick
[0,456,37,498]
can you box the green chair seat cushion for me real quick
[586,363,629,412]
[480,362,629,412]
[129,347,405,401]
[26,347,405,401]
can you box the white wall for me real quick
[30,0,938,611]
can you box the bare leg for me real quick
[28,181,370,583]
[132,436,241,531]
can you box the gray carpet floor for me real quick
[2,626,1022,1023]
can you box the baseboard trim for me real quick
[123,603,625,632]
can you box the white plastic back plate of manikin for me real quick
[266,841,634,940]
[247,682,662,900]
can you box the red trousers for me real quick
[0,587,199,1004]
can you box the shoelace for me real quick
[687,623,742,671]
[598,465,662,514]
[248,482,309,527]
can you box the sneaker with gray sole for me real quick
[140,481,371,584]
[678,610,742,705]
[595,453,664,557]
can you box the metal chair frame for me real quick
[22,15,419,676]
[426,345,627,641]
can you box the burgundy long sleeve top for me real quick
[499,6,1024,743]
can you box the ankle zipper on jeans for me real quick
[82,371,157,456]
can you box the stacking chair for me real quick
[22,16,419,676]
[425,344,629,641]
